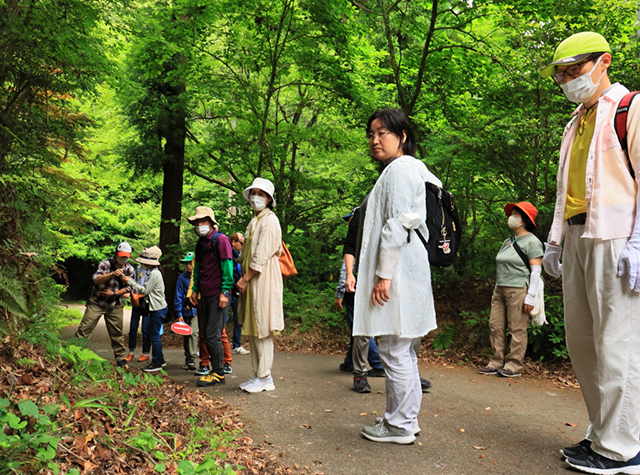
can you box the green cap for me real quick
[541,32,610,79]
[180,252,194,263]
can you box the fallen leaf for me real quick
[565,422,577,427]
[460,428,465,432]
[473,446,487,450]
[484,407,491,411]
[480,454,485,458]
[301,424,312,429]
[324,409,333,413]
[360,413,367,416]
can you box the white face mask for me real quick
[560,56,605,104]
[508,215,523,230]
[196,224,210,236]
[249,195,267,212]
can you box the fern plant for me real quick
[432,324,457,350]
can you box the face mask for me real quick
[196,224,210,236]
[249,195,267,212]
[560,56,605,104]
[508,216,523,230]
[116,257,128,266]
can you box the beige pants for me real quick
[488,286,529,373]
[248,334,274,378]
[75,301,126,361]
[564,224,640,461]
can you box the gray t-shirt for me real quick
[495,233,544,288]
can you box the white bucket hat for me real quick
[135,246,162,266]
[242,177,276,208]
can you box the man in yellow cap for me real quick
[542,32,640,473]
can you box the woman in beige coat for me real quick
[236,177,284,393]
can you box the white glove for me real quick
[542,243,562,278]
[618,189,640,292]
[618,239,640,292]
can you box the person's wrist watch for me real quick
[222,291,230,297]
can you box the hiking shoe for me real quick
[142,362,164,372]
[125,353,134,362]
[339,363,354,373]
[197,373,225,387]
[561,439,592,458]
[362,420,416,445]
[566,447,640,474]
[420,378,432,392]
[137,354,150,362]
[353,374,371,393]
[223,363,233,374]
[498,368,521,378]
[117,360,129,369]
[185,361,197,371]
[243,375,275,393]
[232,346,250,355]
[240,374,258,390]
[478,366,498,375]
[367,368,385,378]
[376,417,421,436]
[195,364,211,375]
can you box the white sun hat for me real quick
[242,177,276,208]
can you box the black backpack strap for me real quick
[512,241,530,273]
[415,228,428,250]
[615,91,640,180]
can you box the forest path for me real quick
[60,306,587,475]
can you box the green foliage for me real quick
[527,295,568,361]
[460,308,492,349]
[283,283,345,332]
[432,324,457,351]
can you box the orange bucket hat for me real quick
[504,202,538,228]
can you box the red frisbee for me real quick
[171,322,193,336]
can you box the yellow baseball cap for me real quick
[541,32,610,79]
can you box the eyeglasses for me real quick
[367,129,392,140]
[552,60,590,84]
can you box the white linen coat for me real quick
[353,155,440,338]
[241,208,284,339]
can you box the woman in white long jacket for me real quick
[356,109,439,445]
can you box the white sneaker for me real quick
[232,346,250,355]
[239,374,258,390]
[362,420,416,445]
[375,417,420,435]
[242,375,275,393]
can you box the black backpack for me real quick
[413,182,462,268]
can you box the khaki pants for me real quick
[75,301,126,361]
[488,286,529,373]
[564,225,640,461]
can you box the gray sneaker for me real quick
[362,420,416,445]
[375,417,420,435]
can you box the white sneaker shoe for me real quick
[362,420,416,445]
[232,346,250,355]
[375,417,420,435]
[242,375,275,393]
[239,374,258,390]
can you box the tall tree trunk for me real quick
[159,82,186,320]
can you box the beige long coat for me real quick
[239,208,284,339]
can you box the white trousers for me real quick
[564,225,640,461]
[248,335,274,379]
[378,335,422,435]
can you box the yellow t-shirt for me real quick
[564,108,597,221]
